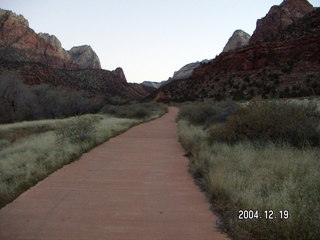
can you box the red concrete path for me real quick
[0,107,228,240]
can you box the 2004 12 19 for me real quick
[238,210,289,220]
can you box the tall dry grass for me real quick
[0,102,168,208]
[177,99,320,240]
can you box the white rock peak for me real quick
[222,30,251,53]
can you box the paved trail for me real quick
[0,107,228,240]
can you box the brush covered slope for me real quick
[0,62,154,100]
[155,1,319,102]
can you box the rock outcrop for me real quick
[0,9,78,69]
[250,0,315,44]
[222,30,250,52]
[38,33,74,64]
[141,81,163,89]
[68,45,101,69]
[38,33,63,51]
[172,60,209,80]
[111,67,127,82]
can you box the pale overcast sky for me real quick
[1,0,319,83]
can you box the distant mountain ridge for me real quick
[157,29,250,89]
[153,0,319,102]
[141,81,164,89]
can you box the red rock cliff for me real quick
[0,9,79,69]
[250,0,314,44]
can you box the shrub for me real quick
[177,100,240,128]
[0,73,37,123]
[209,100,320,147]
[0,74,106,123]
[55,116,97,144]
[0,139,10,150]
[100,102,167,120]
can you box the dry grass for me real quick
[177,99,320,240]
[0,103,167,209]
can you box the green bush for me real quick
[209,100,320,147]
[177,100,240,127]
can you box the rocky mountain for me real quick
[141,81,163,89]
[249,0,314,44]
[172,60,209,80]
[0,9,103,70]
[38,33,64,52]
[222,30,250,52]
[111,67,127,82]
[154,1,319,102]
[68,45,101,69]
[144,60,211,91]
[141,60,210,89]
[0,8,154,101]
[0,61,154,100]
[0,9,78,69]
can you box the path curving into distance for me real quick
[0,107,228,240]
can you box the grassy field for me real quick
[177,99,320,240]
[0,102,168,209]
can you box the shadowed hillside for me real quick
[154,2,320,102]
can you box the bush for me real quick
[55,116,97,144]
[209,100,320,147]
[0,74,105,123]
[0,139,10,150]
[0,73,37,123]
[177,100,240,128]
[100,102,167,120]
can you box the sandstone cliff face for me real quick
[0,8,152,101]
[222,30,250,52]
[38,32,74,64]
[111,67,127,82]
[0,9,102,70]
[154,2,320,102]
[38,33,62,50]
[172,61,209,80]
[249,0,314,44]
[68,45,101,69]
[0,9,78,69]
[156,36,320,102]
